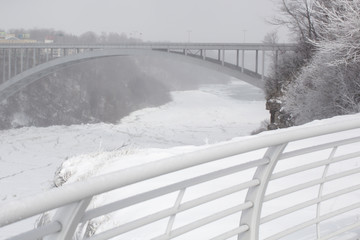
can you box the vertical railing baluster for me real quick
[164,189,186,238]
[316,146,338,238]
[44,197,92,240]
[238,143,288,240]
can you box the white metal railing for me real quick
[1,115,360,240]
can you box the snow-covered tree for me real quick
[264,0,322,129]
[313,0,360,65]
[283,0,360,124]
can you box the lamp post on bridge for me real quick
[187,30,192,43]
[242,29,247,43]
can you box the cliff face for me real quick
[0,56,229,130]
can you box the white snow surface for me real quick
[0,81,266,203]
[1,80,360,239]
[0,80,268,238]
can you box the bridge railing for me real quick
[1,115,360,240]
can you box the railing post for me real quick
[238,143,287,240]
[44,197,92,240]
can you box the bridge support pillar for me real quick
[46,49,49,62]
[236,49,239,67]
[202,49,206,60]
[26,49,29,70]
[20,49,24,73]
[275,50,279,72]
[255,50,259,74]
[8,49,11,80]
[218,49,221,61]
[33,48,36,67]
[222,49,225,66]
[14,49,17,75]
[241,50,245,73]
[1,49,5,82]
[262,50,265,80]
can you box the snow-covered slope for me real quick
[0,80,267,205]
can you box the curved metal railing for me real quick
[1,115,360,240]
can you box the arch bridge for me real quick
[0,42,296,102]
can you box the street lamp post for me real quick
[187,30,192,43]
[242,30,247,43]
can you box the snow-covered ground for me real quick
[2,79,359,240]
[0,80,268,238]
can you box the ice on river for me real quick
[0,80,267,204]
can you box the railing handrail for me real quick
[1,114,360,228]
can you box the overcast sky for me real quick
[1,0,288,43]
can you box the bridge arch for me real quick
[0,48,264,102]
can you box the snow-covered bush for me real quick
[284,52,360,124]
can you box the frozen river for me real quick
[0,80,267,238]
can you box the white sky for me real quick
[1,0,288,43]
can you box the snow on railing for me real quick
[1,115,360,240]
